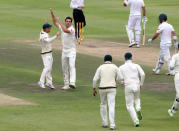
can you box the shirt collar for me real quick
[41,30,47,34]
[105,61,112,64]
[125,60,132,63]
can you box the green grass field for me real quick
[0,0,179,131]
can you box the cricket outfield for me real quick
[0,0,179,130]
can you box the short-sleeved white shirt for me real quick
[59,25,76,53]
[128,0,145,16]
[156,22,175,46]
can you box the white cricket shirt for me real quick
[127,0,145,16]
[170,53,179,73]
[118,60,145,86]
[93,61,119,88]
[156,22,175,46]
[70,0,84,9]
[39,31,57,54]
[59,25,76,53]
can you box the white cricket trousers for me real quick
[171,73,179,110]
[154,46,173,74]
[125,84,141,123]
[99,89,116,128]
[40,53,53,85]
[128,15,141,44]
[62,51,76,86]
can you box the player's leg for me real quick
[135,16,142,47]
[69,53,76,89]
[45,54,55,89]
[39,54,50,88]
[107,90,116,130]
[125,88,139,126]
[153,51,164,74]
[61,53,70,90]
[99,90,108,127]
[168,74,179,117]
[127,16,135,47]
[134,86,142,120]
[164,46,175,75]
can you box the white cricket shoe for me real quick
[152,69,160,75]
[168,109,174,117]
[136,44,140,48]
[38,81,46,89]
[129,42,136,48]
[61,85,70,90]
[46,83,55,89]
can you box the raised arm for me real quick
[50,8,59,27]
[56,17,71,33]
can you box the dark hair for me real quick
[65,16,73,22]
[104,55,112,61]
[159,14,167,23]
[125,52,132,60]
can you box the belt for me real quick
[41,51,52,55]
[99,87,116,90]
[73,8,82,11]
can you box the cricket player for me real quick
[70,0,86,40]
[93,55,120,130]
[123,0,147,48]
[50,8,76,90]
[118,52,145,127]
[168,44,179,117]
[38,23,60,89]
[148,14,178,75]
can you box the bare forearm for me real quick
[142,7,146,17]
[58,20,70,33]
[152,33,159,41]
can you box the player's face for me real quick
[45,27,51,33]
[65,19,72,28]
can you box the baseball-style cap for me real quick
[43,24,52,29]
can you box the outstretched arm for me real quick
[50,8,59,27]
[152,33,160,41]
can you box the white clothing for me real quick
[39,31,57,54]
[156,22,175,46]
[93,61,120,128]
[125,84,141,123]
[40,53,53,85]
[93,62,119,88]
[59,25,76,86]
[169,54,179,112]
[62,51,76,86]
[127,0,145,16]
[118,60,145,87]
[170,53,179,74]
[59,25,76,53]
[99,89,116,128]
[119,60,145,123]
[70,0,84,9]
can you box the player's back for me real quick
[128,0,144,16]
[158,22,174,44]
[99,63,118,88]
[119,61,140,86]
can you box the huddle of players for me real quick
[38,0,179,130]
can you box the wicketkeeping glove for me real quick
[148,39,152,45]
[142,16,148,24]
